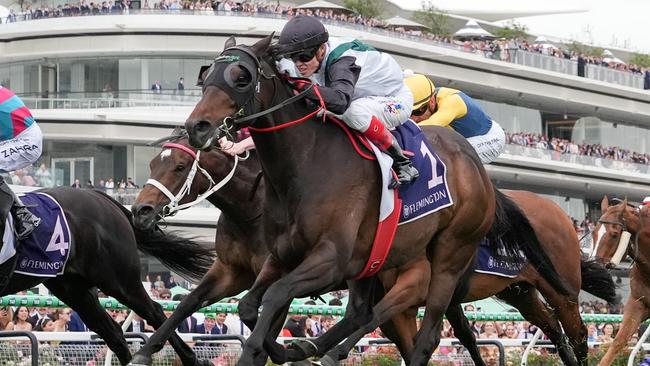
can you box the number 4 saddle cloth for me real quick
[0,192,72,278]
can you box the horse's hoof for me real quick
[127,353,152,366]
[319,355,339,366]
[287,339,318,361]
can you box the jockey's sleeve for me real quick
[306,56,360,114]
[418,93,468,127]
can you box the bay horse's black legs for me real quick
[47,276,132,365]
[409,234,480,366]
[237,243,344,366]
[319,259,430,364]
[445,304,486,366]
[130,259,254,366]
[286,277,377,361]
[497,286,579,366]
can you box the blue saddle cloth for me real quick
[12,192,72,277]
[391,120,453,224]
[473,238,526,278]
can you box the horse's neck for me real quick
[632,216,650,269]
[208,156,263,223]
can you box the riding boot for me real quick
[385,136,419,187]
[0,179,40,240]
[362,116,419,188]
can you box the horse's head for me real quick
[185,34,276,150]
[592,196,638,268]
[132,128,232,231]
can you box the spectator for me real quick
[6,306,32,331]
[0,306,13,329]
[52,308,71,331]
[67,310,88,332]
[29,306,51,327]
[153,274,165,291]
[283,315,305,337]
[71,178,82,188]
[176,295,198,333]
[35,317,55,331]
[34,163,52,187]
[225,297,250,336]
[598,322,616,343]
[177,77,185,94]
[158,288,172,300]
[151,80,162,94]
[645,68,650,90]
[197,313,218,334]
[577,54,586,77]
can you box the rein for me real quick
[145,142,242,216]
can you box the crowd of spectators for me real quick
[3,0,650,88]
[506,131,650,166]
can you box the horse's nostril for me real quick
[196,121,212,133]
[134,204,154,218]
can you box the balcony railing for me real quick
[1,10,647,91]
[20,91,200,109]
[503,144,650,176]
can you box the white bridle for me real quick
[145,142,240,216]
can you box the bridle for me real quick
[594,209,637,268]
[145,142,242,216]
[204,45,326,142]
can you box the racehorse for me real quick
[592,197,648,366]
[182,35,570,366]
[0,187,214,366]
[130,135,615,366]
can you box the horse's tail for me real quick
[580,257,620,305]
[488,188,572,296]
[92,190,215,282]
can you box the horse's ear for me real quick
[601,196,609,211]
[224,36,236,50]
[251,32,274,56]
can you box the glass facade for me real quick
[0,56,213,97]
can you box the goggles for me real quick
[289,47,318,63]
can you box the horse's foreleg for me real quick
[286,277,376,361]
[597,296,649,366]
[497,286,579,366]
[378,307,419,365]
[321,258,430,364]
[236,242,344,366]
[238,255,283,330]
[409,237,478,366]
[47,278,132,365]
[130,260,253,366]
[446,304,486,366]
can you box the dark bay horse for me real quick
[182,35,569,366]
[592,197,648,366]
[130,135,614,366]
[0,187,214,366]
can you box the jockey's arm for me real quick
[306,56,360,115]
[418,94,468,128]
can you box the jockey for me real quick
[270,15,418,186]
[0,86,43,239]
[404,73,506,164]
[642,197,650,206]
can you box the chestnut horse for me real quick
[130,135,614,366]
[592,197,648,366]
[182,35,569,366]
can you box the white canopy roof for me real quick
[295,0,352,13]
[383,16,428,30]
[533,36,557,49]
[602,49,625,64]
[453,20,495,40]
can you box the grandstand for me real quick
[0,5,649,364]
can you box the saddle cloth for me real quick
[355,120,453,279]
[0,192,72,277]
[375,120,454,223]
[473,238,527,278]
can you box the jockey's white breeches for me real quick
[467,121,505,164]
[0,124,43,173]
[337,84,414,132]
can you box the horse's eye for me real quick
[175,164,185,172]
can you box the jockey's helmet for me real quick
[405,74,436,111]
[642,197,650,206]
[274,16,329,58]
